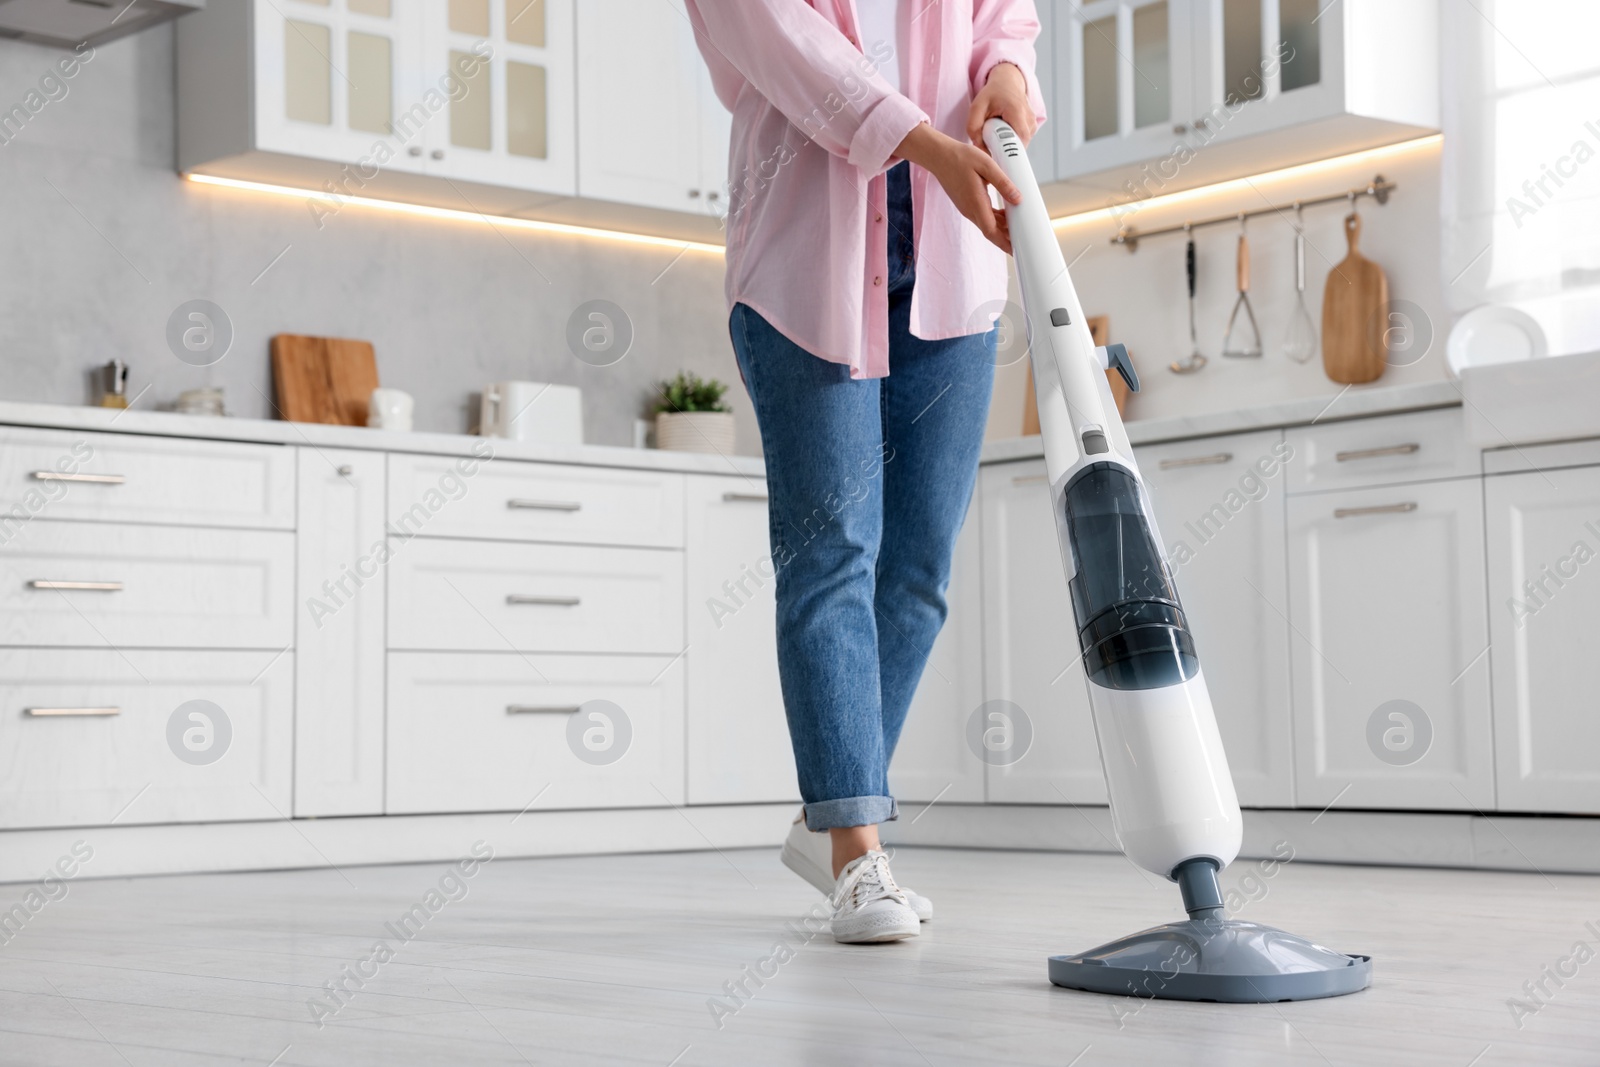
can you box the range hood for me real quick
[0,0,204,49]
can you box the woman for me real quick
[689,0,1045,943]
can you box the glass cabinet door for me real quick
[1194,0,1336,133]
[254,0,425,172]
[1055,0,1194,180]
[418,0,576,195]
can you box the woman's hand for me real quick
[967,62,1036,147]
[895,122,1020,253]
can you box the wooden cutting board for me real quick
[1321,214,1388,384]
[1023,316,1126,436]
[270,335,379,425]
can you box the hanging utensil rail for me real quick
[1109,175,1395,253]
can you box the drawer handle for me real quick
[32,471,126,484]
[1011,473,1049,486]
[336,465,354,476]
[27,706,121,717]
[1334,502,1418,519]
[30,580,124,592]
[722,492,769,503]
[1335,443,1420,462]
[507,704,581,715]
[1158,452,1233,470]
[506,594,581,606]
[508,499,582,511]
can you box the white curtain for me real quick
[1440,0,1600,357]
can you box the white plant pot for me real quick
[655,411,735,454]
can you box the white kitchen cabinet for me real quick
[0,520,294,650]
[417,0,577,194]
[1486,465,1600,814]
[576,0,730,216]
[889,500,987,805]
[0,649,293,829]
[0,428,295,531]
[248,0,426,173]
[1027,0,1059,183]
[1053,0,1197,180]
[1287,478,1492,811]
[179,0,577,214]
[1134,431,1293,807]
[386,453,685,548]
[386,651,685,813]
[980,460,1104,805]
[1048,0,1437,202]
[388,538,684,654]
[293,448,386,817]
[682,476,796,805]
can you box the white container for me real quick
[367,388,414,432]
[481,381,583,444]
[655,411,735,454]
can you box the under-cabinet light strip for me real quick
[183,172,728,255]
[184,135,1441,252]
[1048,134,1442,231]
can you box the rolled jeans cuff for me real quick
[804,795,899,832]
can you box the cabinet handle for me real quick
[722,492,768,503]
[1333,502,1418,519]
[1335,443,1420,462]
[706,191,721,202]
[27,706,121,717]
[1171,123,1188,135]
[507,704,581,715]
[408,145,423,157]
[1011,473,1049,486]
[506,594,581,607]
[1193,117,1209,130]
[430,149,444,160]
[507,499,582,511]
[32,471,125,484]
[336,465,354,476]
[688,189,702,199]
[30,580,123,592]
[1158,452,1233,470]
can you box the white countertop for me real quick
[0,379,1462,478]
[980,379,1463,464]
[0,400,768,479]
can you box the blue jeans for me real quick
[730,162,996,831]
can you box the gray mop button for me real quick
[1049,307,1072,327]
[1366,699,1431,767]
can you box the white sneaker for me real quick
[780,809,933,921]
[829,850,920,944]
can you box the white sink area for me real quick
[1460,351,1600,448]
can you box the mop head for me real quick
[1049,918,1371,1003]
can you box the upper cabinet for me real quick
[414,0,576,194]
[181,0,577,214]
[1047,0,1438,205]
[575,0,731,219]
[1054,0,1196,180]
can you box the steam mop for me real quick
[980,118,1371,1003]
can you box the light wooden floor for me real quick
[0,846,1596,1065]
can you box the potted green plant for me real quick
[651,371,735,453]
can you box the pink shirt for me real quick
[687,0,1047,379]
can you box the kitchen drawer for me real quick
[386,651,685,813]
[0,427,294,530]
[388,539,684,653]
[0,519,294,649]
[0,648,292,829]
[387,453,684,548]
[1284,408,1477,494]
